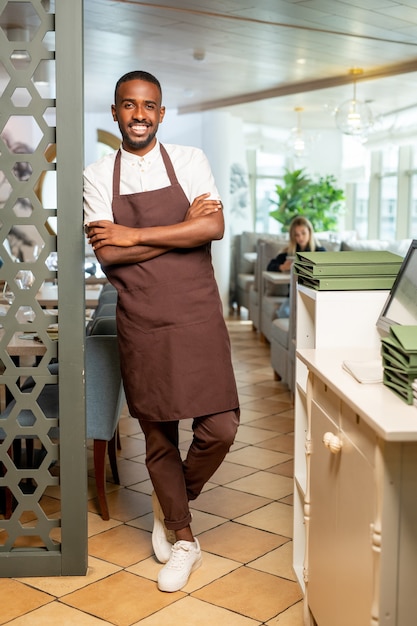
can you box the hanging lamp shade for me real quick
[286,107,309,157]
[335,69,373,137]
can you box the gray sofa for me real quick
[249,236,289,339]
[230,231,257,312]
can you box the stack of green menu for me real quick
[381,325,417,404]
[294,250,403,290]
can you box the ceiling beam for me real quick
[178,58,417,115]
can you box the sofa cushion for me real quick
[237,273,255,293]
[271,317,290,348]
[341,239,390,252]
[387,239,412,257]
[239,231,260,273]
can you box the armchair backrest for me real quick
[88,316,117,336]
[85,334,124,440]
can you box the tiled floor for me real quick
[0,318,304,625]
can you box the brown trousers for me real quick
[139,409,240,530]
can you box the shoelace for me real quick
[165,541,195,570]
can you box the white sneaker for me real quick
[157,538,202,592]
[151,491,176,563]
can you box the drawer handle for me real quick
[323,432,343,454]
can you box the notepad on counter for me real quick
[342,358,384,384]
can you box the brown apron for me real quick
[104,146,239,422]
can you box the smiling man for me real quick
[83,71,239,592]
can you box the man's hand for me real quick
[86,220,140,250]
[185,193,222,221]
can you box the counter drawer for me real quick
[341,402,377,467]
[312,376,340,421]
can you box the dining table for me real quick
[1,330,47,359]
[36,282,103,308]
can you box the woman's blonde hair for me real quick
[286,216,318,255]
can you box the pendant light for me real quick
[286,107,308,157]
[335,68,373,137]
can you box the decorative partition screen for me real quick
[0,0,87,576]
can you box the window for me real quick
[254,151,286,234]
[353,182,369,239]
[379,146,398,240]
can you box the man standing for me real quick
[84,71,239,592]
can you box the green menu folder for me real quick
[295,250,403,276]
[382,326,417,360]
[389,325,417,352]
[297,274,397,291]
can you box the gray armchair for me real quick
[86,332,125,520]
[270,268,297,392]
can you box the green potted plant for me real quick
[269,168,345,232]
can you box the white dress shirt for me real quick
[83,140,220,225]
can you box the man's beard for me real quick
[121,127,157,152]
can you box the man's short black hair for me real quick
[114,71,162,103]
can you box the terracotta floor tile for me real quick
[249,541,296,581]
[252,414,294,433]
[0,579,53,624]
[257,433,295,454]
[1,601,112,625]
[191,485,270,519]
[234,424,280,444]
[61,570,182,626]
[115,457,150,486]
[228,471,294,500]
[266,600,304,625]
[133,595,259,626]
[209,460,257,485]
[200,521,288,563]
[117,436,146,459]
[86,474,121,501]
[227,445,291,470]
[87,511,122,537]
[88,524,152,567]
[268,459,294,478]
[232,369,265,382]
[239,407,271,423]
[193,566,302,622]
[237,384,283,398]
[88,485,151,521]
[118,415,141,436]
[242,397,292,415]
[237,501,294,538]
[15,556,122,597]
[126,477,153,495]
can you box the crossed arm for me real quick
[85,193,224,267]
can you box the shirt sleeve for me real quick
[267,252,287,272]
[83,158,115,225]
[186,147,221,202]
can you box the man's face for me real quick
[111,79,165,155]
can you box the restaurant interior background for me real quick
[3,0,417,310]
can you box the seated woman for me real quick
[267,215,326,273]
[267,216,326,318]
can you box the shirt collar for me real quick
[120,140,160,165]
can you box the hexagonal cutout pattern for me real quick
[6,225,44,262]
[1,116,43,154]
[0,3,41,42]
